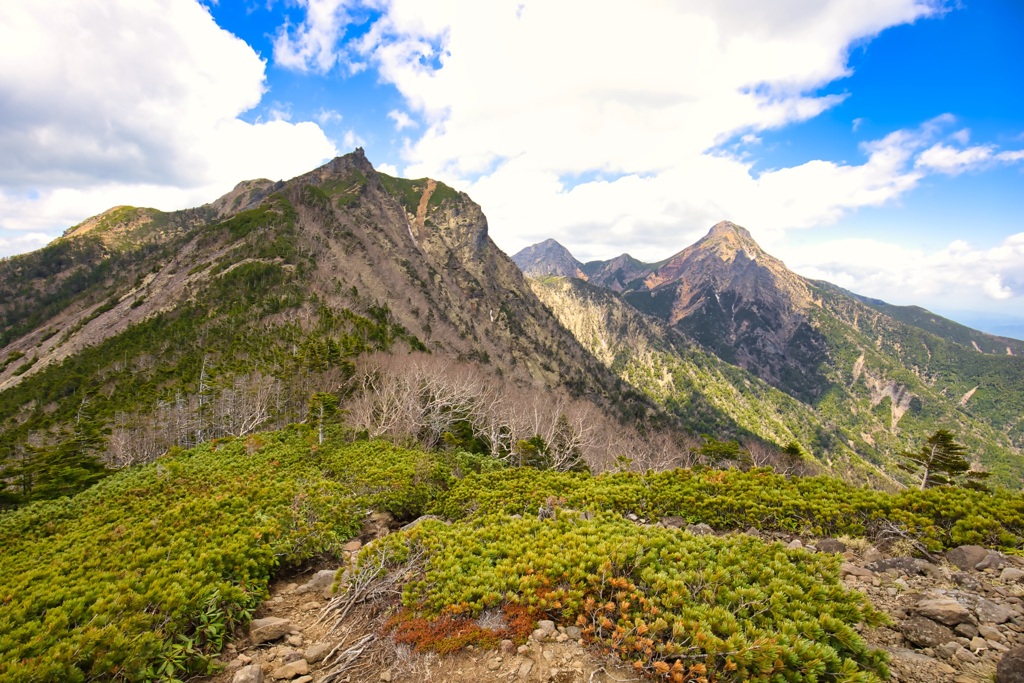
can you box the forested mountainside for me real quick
[0,150,659,507]
[514,224,1024,487]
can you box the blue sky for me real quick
[1,0,1022,338]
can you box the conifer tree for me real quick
[899,429,986,490]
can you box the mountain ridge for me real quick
[514,224,1024,486]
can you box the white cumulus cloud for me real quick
[0,0,337,249]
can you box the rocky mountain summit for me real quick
[514,223,1024,487]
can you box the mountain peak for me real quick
[512,239,586,279]
[697,220,763,260]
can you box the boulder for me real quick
[977,599,1017,625]
[304,642,332,664]
[250,617,294,644]
[271,659,309,680]
[947,545,989,571]
[915,597,973,626]
[840,563,874,579]
[233,665,265,683]
[998,647,1024,683]
[816,539,847,554]
[295,569,337,595]
[900,616,955,648]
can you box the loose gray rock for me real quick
[271,659,309,680]
[916,597,974,626]
[565,626,582,639]
[233,664,265,683]
[250,617,294,645]
[786,539,803,550]
[686,523,714,536]
[841,562,874,579]
[979,553,1008,571]
[295,569,337,595]
[816,539,847,554]
[955,623,980,639]
[304,642,332,664]
[1002,568,1024,583]
[953,572,984,591]
[947,545,990,571]
[901,616,955,648]
[660,516,687,528]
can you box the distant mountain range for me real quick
[1,150,1020,503]
[514,224,1024,486]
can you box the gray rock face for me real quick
[915,597,973,626]
[250,617,294,644]
[233,664,265,683]
[947,545,989,571]
[900,616,955,648]
[997,646,1024,683]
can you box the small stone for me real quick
[972,636,990,651]
[271,659,308,680]
[300,601,320,612]
[556,633,569,643]
[304,642,332,664]
[1002,568,1024,583]
[500,639,516,654]
[250,617,293,645]
[379,670,392,682]
[343,539,363,553]
[564,626,582,639]
[537,619,556,633]
[233,664,265,683]
[282,650,304,664]
[787,539,803,550]
[626,513,639,521]
[660,516,687,528]
[517,645,529,655]
[935,642,960,659]
[518,658,535,680]
[745,527,761,537]
[293,677,313,683]
[488,659,502,671]
[286,635,303,647]
[992,640,1012,652]
[686,523,714,536]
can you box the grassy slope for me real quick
[3,427,1024,682]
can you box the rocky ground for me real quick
[205,513,1024,683]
